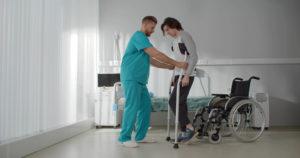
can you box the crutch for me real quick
[166,71,175,142]
[166,52,187,149]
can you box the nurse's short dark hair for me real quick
[161,17,183,35]
[142,16,157,24]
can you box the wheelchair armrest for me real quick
[211,93,229,98]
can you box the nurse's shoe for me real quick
[136,138,157,143]
[121,141,139,148]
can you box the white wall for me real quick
[99,0,300,126]
[0,0,99,144]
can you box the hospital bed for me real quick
[113,68,212,113]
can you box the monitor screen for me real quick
[98,73,120,87]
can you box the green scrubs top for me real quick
[121,31,153,85]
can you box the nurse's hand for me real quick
[176,62,188,70]
[182,75,190,87]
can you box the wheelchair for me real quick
[192,76,266,144]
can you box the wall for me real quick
[99,0,300,126]
[0,0,99,144]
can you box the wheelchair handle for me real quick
[249,76,260,80]
[234,77,243,81]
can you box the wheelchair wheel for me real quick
[208,130,221,144]
[229,99,266,142]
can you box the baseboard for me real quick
[0,119,94,158]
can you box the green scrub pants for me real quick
[118,81,151,142]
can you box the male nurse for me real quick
[119,16,188,148]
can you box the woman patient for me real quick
[161,17,199,142]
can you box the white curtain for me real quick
[0,0,99,144]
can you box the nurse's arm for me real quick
[150,58,174,70]
[144,47,188,70]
